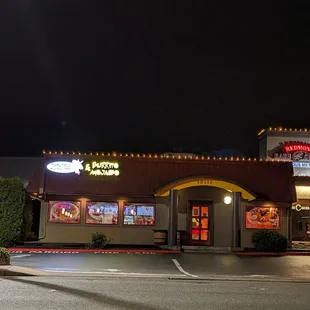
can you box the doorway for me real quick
[189,201,213,245]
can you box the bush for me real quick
[90,232,111,249]
[251,230,288,253]
[0,248,10,265]
[0,178,26,247]
[20,196,34,242]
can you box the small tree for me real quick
[0,178,26,247]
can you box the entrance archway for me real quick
[154,176,256,200]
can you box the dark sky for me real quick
[0,2,308,157]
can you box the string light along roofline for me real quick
[258,127,310,136]
[42,150,290,163]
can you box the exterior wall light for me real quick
[224,196,232,204]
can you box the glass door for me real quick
[190,205,211,245]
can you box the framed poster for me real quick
[86,202,119,225]
[245,206,280,229]
[123,203,155,226]
[48,201,81,224]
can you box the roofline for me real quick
[257,127,310,136]
[42,150,292,164]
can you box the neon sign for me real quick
[84,161,120,176]
[47,160,84,175]
[284,144,310,153]
[273,142,310,161]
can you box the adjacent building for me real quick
[258,127,310,241]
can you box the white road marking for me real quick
[102,269,120,272]
[172,259,198,278]
[11,254,32,259]
[247,275,272,278]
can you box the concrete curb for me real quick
[232,251,310,256]
[167,276,310,283]
[8,248,181,254]
[0,265,49,276]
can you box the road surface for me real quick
[10,252,310,280]
[1,276,310,309]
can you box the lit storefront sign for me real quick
[292,162,310,168]
[47,159,120,176]
[47,160,84,175]
[268,141,310,176]
[292,204,310,211]
[273,142,310,161]
[84,161,120,176]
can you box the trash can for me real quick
[153,230,168,245]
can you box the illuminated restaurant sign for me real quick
[292,204,310,211]
[272,142,310,161]
[84,161,120,176]
[47,160,84,175]
[47,159,120,176]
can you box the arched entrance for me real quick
[155,177,255,248]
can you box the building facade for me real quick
[259,127,310,241]
[26,151,295,249]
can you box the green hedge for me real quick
[251,230,288,253]
[0,178,26,247]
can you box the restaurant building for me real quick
[259,127,310,241]
[26,151,296,249]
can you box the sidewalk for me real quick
[232,251,310,256]
[0,265,49,276]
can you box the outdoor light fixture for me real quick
[224,196,232,204]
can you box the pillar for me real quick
[287,206,292,248]
[168,189,178,246]
[231,191,241,249]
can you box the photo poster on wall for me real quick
[123,203,155,226]
[48,201,81,224]
[86,202,119,225]
[245,206,280,230]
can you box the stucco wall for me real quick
[39,199,168,245]
[37,191,291,247]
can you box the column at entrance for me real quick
[168,189,178,246]
[231,191,241,249]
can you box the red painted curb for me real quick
[232,252,310,256]
[7,248,181,254]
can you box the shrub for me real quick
[251,230,288,253]
[90,232,111,249]
[0,247,10,265]
[20,196,34,242]
[0,178,26,247]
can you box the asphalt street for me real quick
[1,276,310,309]
[10,253,310,280]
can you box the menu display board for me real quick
[245,206,280,229]
[48,201,81,224]
[123,204,155,226]
[86,202,118,225]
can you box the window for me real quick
[123,203,155,226]
[86,202,119,225]
[48,201,81,224]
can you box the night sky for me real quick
[0,2,308,157]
